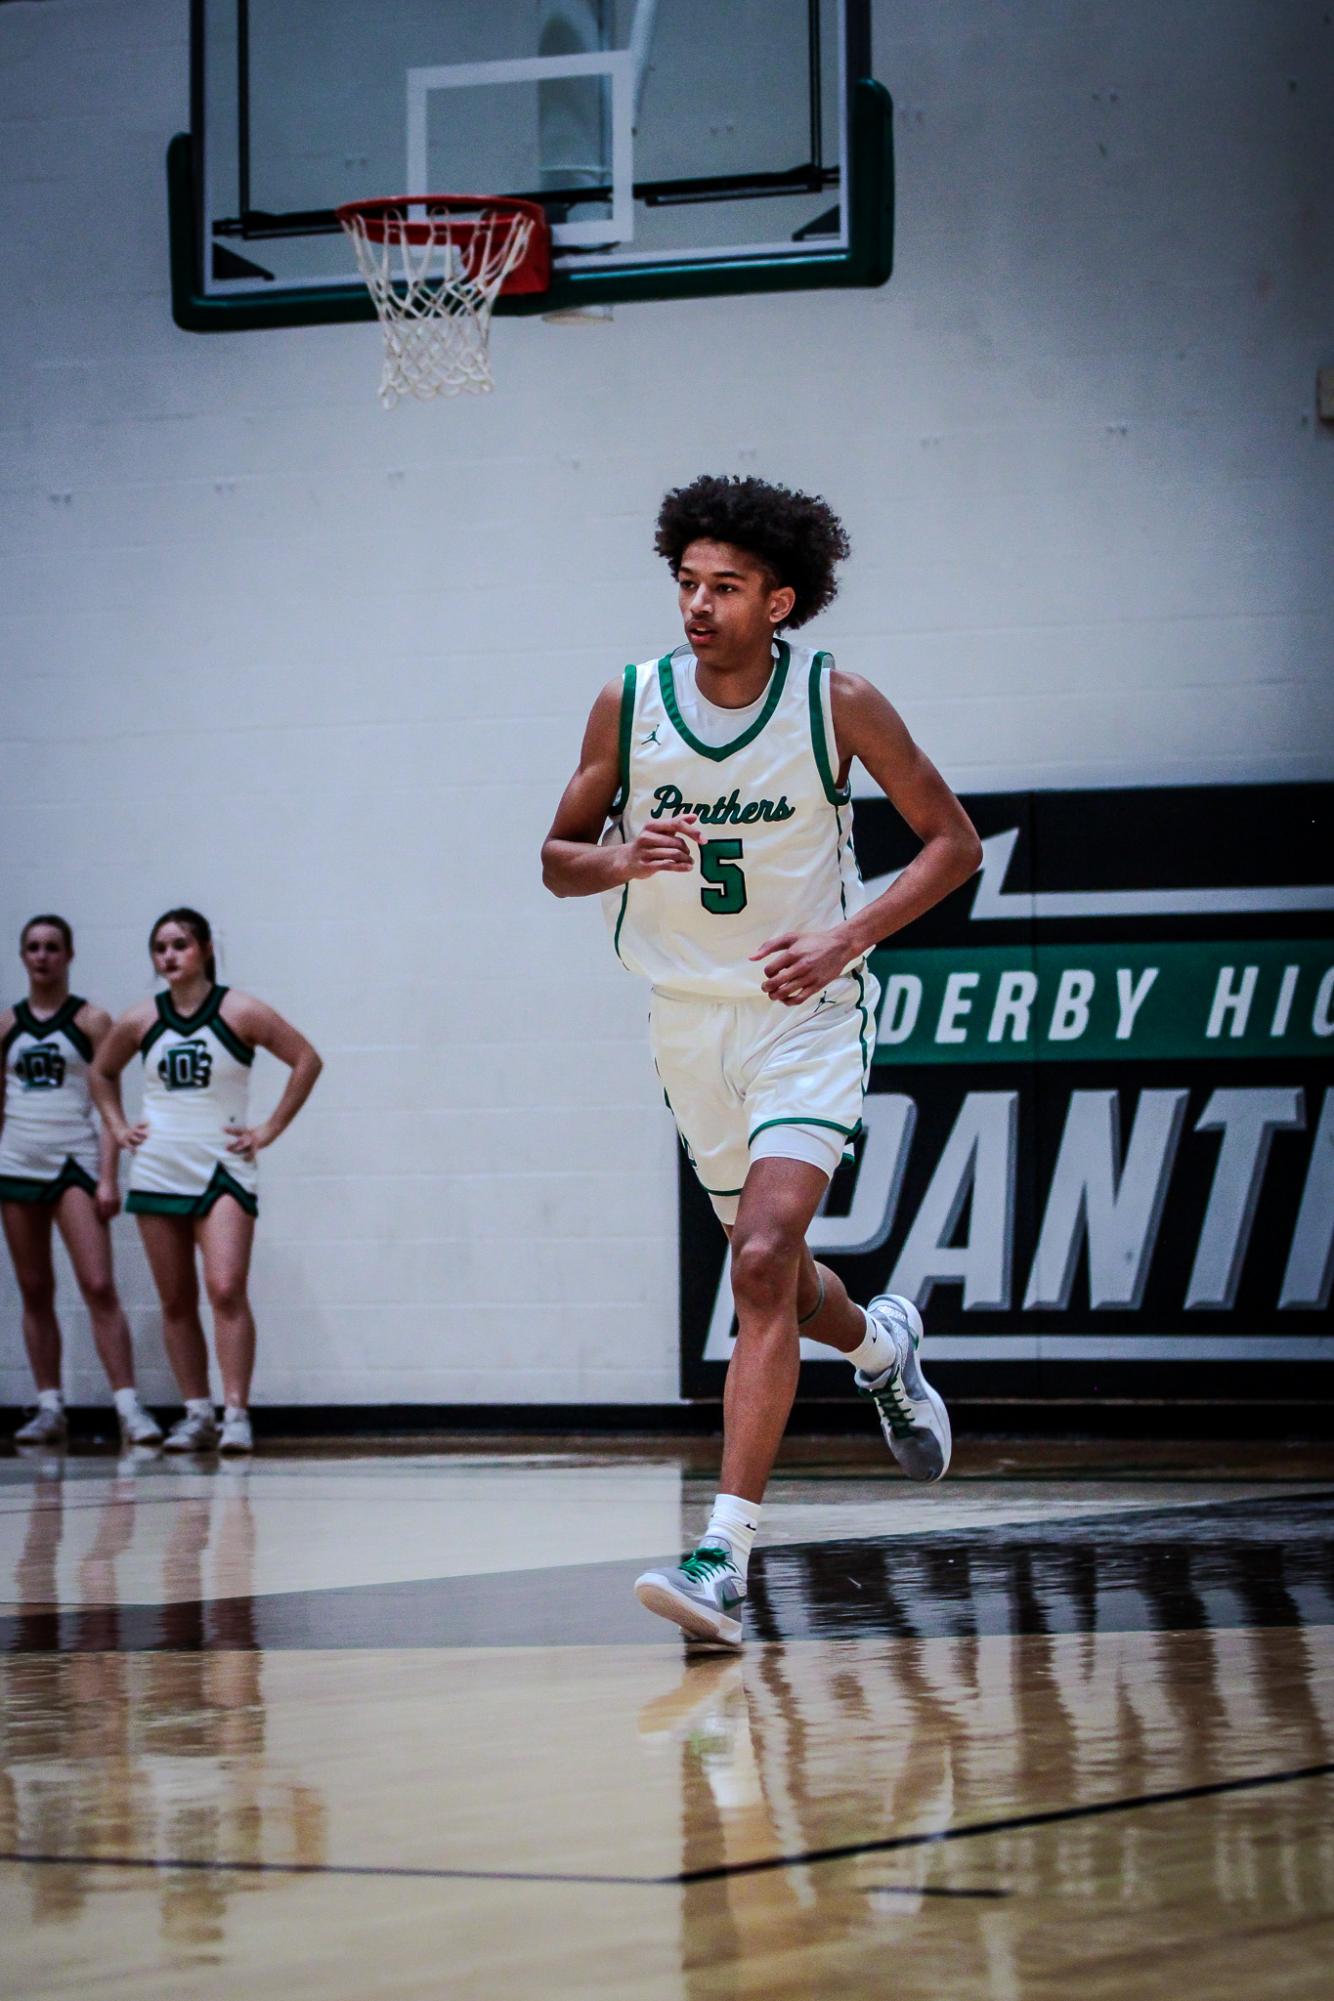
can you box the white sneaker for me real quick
[13,1404,66,1445]
[117,1401,163,1448]
[219,1407,253,1455]
[163,1408,219,1453]
[856,1294,952,1482]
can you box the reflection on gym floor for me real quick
[1,1459,326,1961]
[1,1447,1331,2000]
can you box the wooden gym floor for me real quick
[1,1434,1331,1999]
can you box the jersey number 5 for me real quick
[700,839,748,915]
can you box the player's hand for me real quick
[224,1123,269,1161]
[622,815,703,879]
[95,1179,121,1222]
[117,1121,149,1152]
[752,930,853,1006]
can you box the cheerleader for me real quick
[1,915,161,1447]
[91,909,322,1455]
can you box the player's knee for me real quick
[205,1273,247,1317]
[79,1276,118,1317]
[730,1227,801,1316]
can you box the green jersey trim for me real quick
[610,662,637,815]
[612,882,630,965]
[210,1010,256,1069]
[0,1156,98,1206]
[808,653,851,804]
[748,1115,863,1146]
[658,642,791,762]
[852,967,872,1079]
[126,1162,258,1219]
[141,986,254,1067]
[13,995,92,1063]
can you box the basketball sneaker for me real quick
[219,1407,253,1455]
[856,1294,952,1482]
[13,1403,66,1445]
[634,1546,747,1648]
[163,1408,219,1453]
[117,1400,163,1449]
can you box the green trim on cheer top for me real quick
[141,987,255,1067]
[10,996,93,1064]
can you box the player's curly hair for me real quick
[654,474,850,630]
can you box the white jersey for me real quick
[126,986,259,1215]
[602,640,866,999]
[0,996,100,1194]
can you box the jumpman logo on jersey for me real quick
[813,990,835,1013]
[640,724,663,747]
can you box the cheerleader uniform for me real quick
[125,987,258,1218]
[0,997,100,1202]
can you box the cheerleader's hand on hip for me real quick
[225,1123,270,1162]
[116,1121,149,1152]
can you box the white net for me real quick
[338,201,537,406]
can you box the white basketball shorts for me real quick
[648,969,879,1224]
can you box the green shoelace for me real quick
[679,1546,735,1582]
[859,1368,915,1439]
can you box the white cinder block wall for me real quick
[1,1,1330,1409]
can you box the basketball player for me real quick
[542,475,982,1645]
[1,915,162,1448]
[91,909,322,1455]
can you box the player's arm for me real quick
[831,673,982,953]
[219,992,323,1160]
[541,678,701,897]
[80,1005,123,1217]
[90,1003,156,1149]
[754,674,981,1005]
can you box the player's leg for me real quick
[744,983,951,1484]
[720,1156,836,1502]
[196,1197,257,1453]
[2,1198,67,1441]
[54,1187,162,1446]
[637,1157,845,1647]
[137,1212,218,1451]
[759,1138,951,1487]
[799,1233,951,1481]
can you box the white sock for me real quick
[701,1493,761,1582]
[113,1387,141,1416]
[36,1388,63,1411]
[845,1306,898,1380]
[185,1397,214,1420]
[224,1404,247,1422]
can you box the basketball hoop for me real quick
[336,196,550,406]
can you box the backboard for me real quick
[171,0,891,330]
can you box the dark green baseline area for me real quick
[3,1490,1330,1655]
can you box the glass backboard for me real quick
[172,0,891,329]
